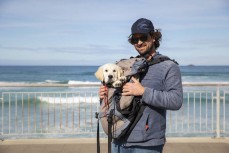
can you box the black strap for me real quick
[134,55,178,79]
[107,110,114,153]
[124,103,146,138]
[148,56,178,66]
[95,112,100,153]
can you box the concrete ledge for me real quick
[0,138,107,145]
[166,137,229,143]
[1,138,229,153]
[1,137,229,145]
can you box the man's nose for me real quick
[137,40,143,45]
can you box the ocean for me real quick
[0,65,229,138]
[1,66,229,85]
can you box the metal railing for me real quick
[0,82,229,139]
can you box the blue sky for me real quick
[0,0,228,66]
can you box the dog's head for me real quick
[95,63,123,85]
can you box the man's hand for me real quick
[122,77,145,96]
[99,85,108,99]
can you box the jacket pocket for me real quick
[126,112,149,142]
[144,112,166,140]
[126,111,166,142]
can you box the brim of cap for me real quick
[128,31,149,38]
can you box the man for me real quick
[99,18,183,153]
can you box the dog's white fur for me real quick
[95,63,126,87]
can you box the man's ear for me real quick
[95,66,104,81]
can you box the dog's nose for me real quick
[108,75,113,79]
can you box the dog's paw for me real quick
[119,76,127,82]
[113,80,123,88]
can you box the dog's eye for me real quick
[105,70,108,72]
[113,70,116,72]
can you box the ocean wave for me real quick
[0,81,31,85]
[45,80,61,83]
[68,80,100,85]
[0,80,100,85]
[45,80,68,84]
[37,96,100,104]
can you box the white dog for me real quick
[95,63,126,87]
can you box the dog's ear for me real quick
[117,66,124,78]
[95,66,104,81]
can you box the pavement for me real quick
[0,138,229,153]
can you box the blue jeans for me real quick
[112,143,164,153]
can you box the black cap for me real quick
[130,18,154,36]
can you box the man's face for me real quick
[131,33,155,56]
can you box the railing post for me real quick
[0,96,4,141]
[1,97,2,134]
[216,85,220,138]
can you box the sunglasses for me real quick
[129,34,148,44]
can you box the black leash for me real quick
[95,112,100,153]
[96,110,113,153]
[107,109,114,153]
[96,98,104,153]
[96,105,113,153]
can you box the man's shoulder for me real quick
[148,56,180,75]
[148,54,178,68]
[157,54,179,65]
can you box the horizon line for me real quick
[1,64,229,67]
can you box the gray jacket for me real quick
[116,53,183,147]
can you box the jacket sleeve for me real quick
[142,63,183,110]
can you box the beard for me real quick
[137,44,155,58]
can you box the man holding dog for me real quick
[99,18,183,153]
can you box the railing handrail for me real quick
[182,82,229,86]
[0,83,101,87]
[1,82,229,87]
[1,82,229,138]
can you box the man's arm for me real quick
[142,64,183,110]
[122,64,183,110]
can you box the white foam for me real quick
[0,81,28,85]
[0,81,47,85]
[37,96,100,104]
[45,80,62,83]
[0,80,100,85]
[68,80,100,85]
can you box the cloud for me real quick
[0,0,227,37]
[0,0,228,65]
[0,44,129,54]
[1,0,226,23]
